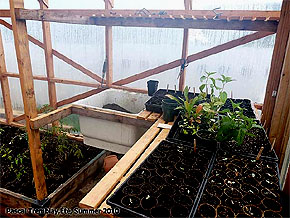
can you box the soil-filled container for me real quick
[0,124,106,216]
[161,99,178,122]
[193,150,283,218]
[147,80,159,96]
[107,140,216,218]
[145,89,197,113]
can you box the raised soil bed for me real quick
[0,124,107,216]
[107,140,215,217]
[194,150,283,217]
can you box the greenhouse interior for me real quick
[0,0,289,217]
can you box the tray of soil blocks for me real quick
[220,98,257,119]
[193,150,283,218]
[220,126,278,162]
[167,113,218,151]
[145,89,198,113]
[107,140,216,218]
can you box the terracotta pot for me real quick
[103,155,118,172]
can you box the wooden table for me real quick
[79,110,172,216]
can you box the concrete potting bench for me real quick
[79,113,173,217]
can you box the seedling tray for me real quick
[193,150,282,218]
[145,89,197,113]
[107,140,216,218]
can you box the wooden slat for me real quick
[113,31,273,86]
[13,114,25,122]
[9,0,47,200]
[137,110,152,120]
[0,10,10,17]
[0,19,103,84]
[105,0,113,87]
[30,105,72,129]
[0,118,25,128]
[279,107,290,168]
[79,117,165,209]
[110,84,147,94]
[16,9,279,32]
[39,0,58,126]
[254,102,263,110]
[179,0,191,91]
[262,0,290,131]
[56,88,107,107]
[99,125,172,211]
[0,30,14,124]
[147,112,161,122]
[71,105,153,128]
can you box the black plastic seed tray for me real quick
[192,149,282,218]
[145,89,197,113]
[107,140,216,218]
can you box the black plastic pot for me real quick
[147,80,159,96]
[161,98,178,122]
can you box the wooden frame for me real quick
[1,0,289,204]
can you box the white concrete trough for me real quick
[75,89,150,154]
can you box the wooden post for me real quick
[0,30,13,124]
[9,0,47,200]
[39,0,58,126]
[269,32,290,160]
[179,0,192,91]
[105,0,113,86]
[262,0,290,131]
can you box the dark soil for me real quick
[195,150,283,217]
[107,140,214,217]
[102,103,132,113]
[0,124,102,199]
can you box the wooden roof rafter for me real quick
[12,9,280,32]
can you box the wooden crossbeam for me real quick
[114,31,274,86]
[105,0,113,87]
[0,10,10,17]
[262,0,290,132]
[30,105,72,129]
[72,105,153,129]
[79,117,164,209]
[0,30,14,124]
[0,19,103,84]
[9,0,47,200]
[16,9,279,32]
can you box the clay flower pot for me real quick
[103,155,118,172]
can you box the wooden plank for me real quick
[279,106,290,168]
[137,110,152,120]
[105,0,113,87]
[254,102,263,110]
[71,105,153,128]
[0,30,14,124]
[39,0,58,126]
[57,88,107,107]
[110,84,147,94]
[0,19,103,84]
[262,0,290,131]
[0,10,10,17]
[9,0,47,200]
[147,112,161,122]
[79,117,165,209]
[99,122,173,211]
[30,105,72,129]
[16,9,279,32]
[0,118,25,128]
[269,32,290,160]
[113,31,273,86]
[179,0,191,91]
[13,114,25,122]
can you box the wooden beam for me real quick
[179,0,191,91]
[16,9,279,32]
[30,105,72,129]
[262,0,290,131]
[114,31,273,86]
[0,10,10,17]
[79,117,164,209]
[0,19,103,84]
[71,105,153,129]
[270,32,290,159]
[56,88,107,107]
[13,114,25,122]
[0,30,14,124]
[0,118,25,128]
[105,0,113,86]
[9,0,47,200]
[39,0,58,126]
